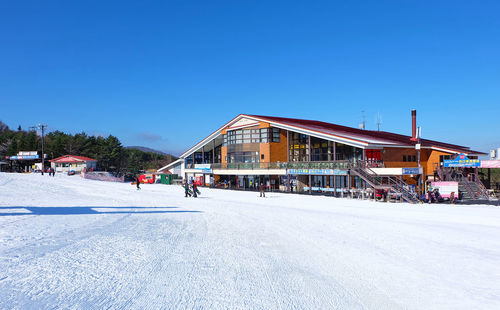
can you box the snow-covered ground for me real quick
[0,173,499,309]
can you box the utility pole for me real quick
[31,124,48,173]
[416,126,422,196]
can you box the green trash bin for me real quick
[160,174,167,184]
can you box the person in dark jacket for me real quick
[135,176,141,190]
[184,181,191,197]
[259,183,265,197]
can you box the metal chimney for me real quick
[410,110,417,141]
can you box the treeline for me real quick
[0,121,176,175]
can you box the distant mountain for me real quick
[126,146,171,156]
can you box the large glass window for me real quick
[336,143,362,161]
[311,137,333,161]
[228,152,260,163]
[289,133,309,161]
[194,152,203,164]
[290,134,363,162]
[224,127,281,145]
[251,129,260,143]
[260,128,269,143]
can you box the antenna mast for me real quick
[376,113,382,131]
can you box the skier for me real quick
[184,181,191,197]
[135,176,141,190]
[259,183,265,198]
[192,182,198,198]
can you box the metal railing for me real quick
[350,161,420,203]
[190,160,353,170]
[437,168,492,200]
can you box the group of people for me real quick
[184,180,200,198]
[421,189,456,204]
[42,167,56,177]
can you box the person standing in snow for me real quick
[184,181,191,197]
[192,182,198,198]
[259,183,265,198]
[135,176,141,190]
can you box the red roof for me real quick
[49,155,97,163]
[180,114,487,158]
[248,115,486,155]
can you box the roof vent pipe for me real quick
[410,110,417,141]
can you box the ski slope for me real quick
[0,173,499,309]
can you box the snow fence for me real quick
[81,171,124,182]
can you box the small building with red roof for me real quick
[49,155,97,173]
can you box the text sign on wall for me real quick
[430,182,459,198]
[443,153,481,168]
[287,169,348,175]
[8,155,39,160]
[402,167,420,175]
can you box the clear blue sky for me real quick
[1,0,499,156]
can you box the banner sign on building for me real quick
[480,160,500,168]
[443,153,481,168]
[194,164,212,174]
[429,182,459,199]
[402,167,420,175]
[7,151,39,160]
[287,169,348,175]
[8,155,39,160]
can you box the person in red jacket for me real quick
[192,183,198,198]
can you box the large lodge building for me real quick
[176,111,486,202]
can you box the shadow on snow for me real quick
[0,206,202,216]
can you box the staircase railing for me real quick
[437,168,490,200]
[473,172,495,199]
[350,161,420,203]
[387,176,420,203]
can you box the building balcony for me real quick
[187,160,353,171]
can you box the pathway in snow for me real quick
[0,173,499,309]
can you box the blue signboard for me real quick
[443,154,481,168]
[402,167,420,175]
[287,169,348,175]
[8,155,39,160]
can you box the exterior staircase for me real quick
[437,168,492,200]
[350,162,420,204]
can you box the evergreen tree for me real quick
[0,120,176,174]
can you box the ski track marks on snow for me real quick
[0,172,500,309]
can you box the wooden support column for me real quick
[308,135,311,161]
[287,130,290,162]
[333,142,336,161]
[334,175,337,197]
[308,135,312,194]
[287,130,290,192]
[363,180,366,199]
[212,140,215,164]
[347,174,351,198]
[488,168,491,188]
[328,141,332,161]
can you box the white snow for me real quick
[0,172,499,309]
